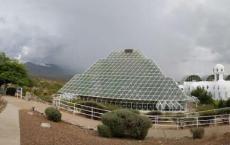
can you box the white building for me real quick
[181,64,230,100]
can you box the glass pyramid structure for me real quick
[58,49,194,111]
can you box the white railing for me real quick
[146,114,230,129]
[53,98,110,119]
[53,98,230,129]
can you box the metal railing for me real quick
[53,98,230,129]
[53,98,110,119]
[147,114,230,129]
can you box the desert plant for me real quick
[101,109,152,139]
[146,111,162,116]
[226,99,230,107]
[97,124,112,138]
[191,87,214,105]
[190,128,205,139]
[45,107,62,122]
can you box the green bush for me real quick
[146,111,162,116]
[79,101,106,109]
[196,104,215,112]
[218,99,226,108]
[226,99,230,107]
[191,87,214,105]
[101,109,152,140]
[130,109,140,114]
[216,109,230,115]
[45,107,62,122]
[38,96,53,103]
[199,110,216,116]
[97,124,112,138]
[190,128,205,139]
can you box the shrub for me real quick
[196,104,215,112]
[218,99,226,108]
[79,101,106,109]
[190,128,205,139]
[191,87,214,105]
[6,87,16,96]
[101,109,152,140]
[226,99,230,107]
[130,109,140,114]
[146,111,162,116]
[97,124,112,138]
[38,96,53,103]
[45,107,62,122]
[199,110,216,116]
[216,109,230,115]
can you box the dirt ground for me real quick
[19,110,230,145]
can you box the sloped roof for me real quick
[59,49,191,102]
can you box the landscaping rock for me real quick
[40,123,51,128]
[27,112,33,115]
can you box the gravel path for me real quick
[5,96,100,130]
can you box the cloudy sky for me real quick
[0,0,230,80]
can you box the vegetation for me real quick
[45,107,62,122]
[206,75,214,81]
[146,111,162,116]
[225,75,230,81]
[97,124,112,138]
[185,75,202,82]
[0,52,31,87]
[0,52,63,103]
[190,128,205,139]
[99,109,152,140]
[216,98,230,108]
[26,77,63,102]
[191,87,214,105]
[69,99,121,111]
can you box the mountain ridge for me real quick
[25,62,76,81]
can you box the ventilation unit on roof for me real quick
[124,49,133,54]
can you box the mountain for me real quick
[25,62,75,81]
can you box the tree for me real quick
[226,98,230,107]
[218,99,226,108]
[191,87,214,105]
[0,52,31,86]
[185,75,202,82]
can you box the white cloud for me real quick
[0,0,230,80]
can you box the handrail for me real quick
[53,98,230,129]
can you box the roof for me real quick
[58,49,191,102]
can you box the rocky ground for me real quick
[19,110,230,145]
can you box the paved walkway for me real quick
[5,96,101,130]
[4,96,230,139]
[0,103,20,145]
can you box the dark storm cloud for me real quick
[0,0,230,80]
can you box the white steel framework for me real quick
[58,49,194,111]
